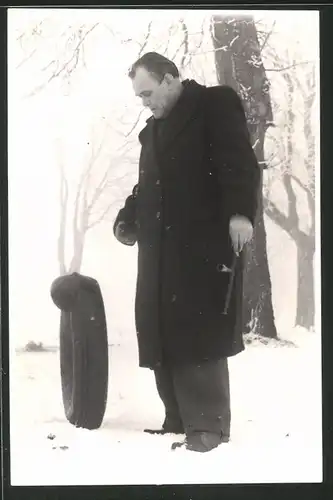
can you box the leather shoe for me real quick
[144,417,184,435]
[185,431,227,453]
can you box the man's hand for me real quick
[114,221,136,246]
[115,221,126,241]
[229,215,253,255]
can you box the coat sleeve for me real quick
[113,184,138,246]
[206,85,260,226]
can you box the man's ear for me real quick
[164,73,175,85]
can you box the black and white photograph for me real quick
[8,7,321,486]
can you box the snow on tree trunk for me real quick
[211,14,277,338]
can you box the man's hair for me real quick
[128,52,180,82]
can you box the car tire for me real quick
[51,273,109,430]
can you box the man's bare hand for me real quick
[229,215,253,255]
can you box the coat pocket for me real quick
[188,220,234,270]
[181,222,234,313]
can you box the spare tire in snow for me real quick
[50,273,109,430]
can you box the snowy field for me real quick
[10,328,322,486]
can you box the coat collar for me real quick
[138,79,206,150]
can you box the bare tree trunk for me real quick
[264,64,315,330]
[69,230,85,273]
[68,195,89,274]
[211,15,277,338]
[295,66,316,329]
[58,158,68,275]
[295,234,315,328]
[243,174,276,335]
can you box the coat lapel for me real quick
[138,80,206,153]
[157,80,205,152]
[138,116,154,146]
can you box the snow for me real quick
[10,329,322,485]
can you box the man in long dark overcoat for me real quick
[114,52,260,452]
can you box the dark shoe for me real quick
[144,425,184,435]
[144,427,184,435]
[185,431,226,453]
[144,418,184,435]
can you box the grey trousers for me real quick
[154,358,231,437]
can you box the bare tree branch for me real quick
[259,20,276,53]
[180,19,189,69]
[101,23,116,38]
[125,108,145,137]
[172,37,186,61]
[87,169,137,230]
[196,45,230,57]
[72,179,84,254]
[291,63,316,235]
[198,18,206,50]
[162,23,175,57]
[265,60,313,72]
[41,58,57,72]
[86,163,111,213]
[15,48,37,70]
[284,174,299,225]
[70,127,106,246]
[264,198,295,236]
[24,23,99,98]
[138,20,153,58]
[87,203,113,230]
[290,174,315,234]
[51,24,98,79]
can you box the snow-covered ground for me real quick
[10,327,322,486]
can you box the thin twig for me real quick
[87,203,113,230]
[138,20,153,58]
[15,48,37,69]
[125,108,145,137]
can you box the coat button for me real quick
[156,212,161,219]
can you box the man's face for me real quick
[132,67,172,119]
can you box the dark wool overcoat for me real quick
[114,80,260,369]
